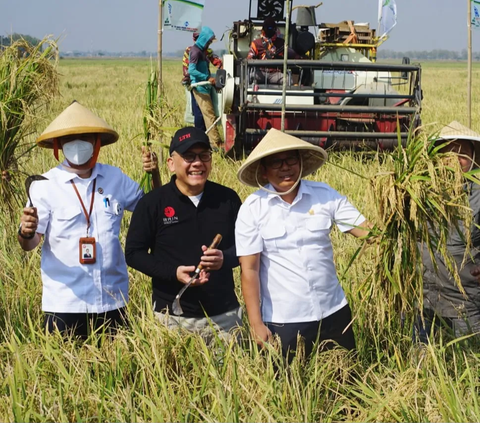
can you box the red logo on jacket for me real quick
[164,207,175,218]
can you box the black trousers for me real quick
[266,304,356,360]
[44,307,127,339]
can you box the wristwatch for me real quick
[18,224,36,240]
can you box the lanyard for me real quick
[71,178,96,236]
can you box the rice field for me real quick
[0,58,480,422]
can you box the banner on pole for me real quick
[472,0,480,30]
[163,0,205,33]
[378,0,397,39]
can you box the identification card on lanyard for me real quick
[71,179,97,264]
[79,237,96,264]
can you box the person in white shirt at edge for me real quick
[17,100,159,339]
[235,128,372,361]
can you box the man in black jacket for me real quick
[125,127,242,341]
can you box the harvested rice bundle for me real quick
[0,36,59,212]
[370,129,477,324]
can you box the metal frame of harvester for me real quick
[217,0,422,155]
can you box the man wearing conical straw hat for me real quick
[415,121,480,343]
[17,101,159,338]
[235,129,372,360]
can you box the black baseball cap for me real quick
[169,127,211,155]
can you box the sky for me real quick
[2,0,480,53]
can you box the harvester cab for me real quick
[187,0,422,156]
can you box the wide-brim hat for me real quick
[36,101,119,148]
[437,121,480,160]
[237,128,328,188]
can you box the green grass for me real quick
[0,58,479,422]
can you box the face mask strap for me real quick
[53,138,60,161]
[86,135,101,168]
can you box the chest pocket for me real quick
[55,206,82,220]
[53,206,82,235]
[102,202,123,236]
[306,217,331,233]
[100,194,123,218]
[261,223,286,253]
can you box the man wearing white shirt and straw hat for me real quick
[415,121,480,343]
[235,128,372,360]
[18,100,158,339]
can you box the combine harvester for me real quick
[210,0,422,155]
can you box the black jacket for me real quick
[125,176,241,317]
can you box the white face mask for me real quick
[62,140,94,165]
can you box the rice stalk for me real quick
[0,36,59,212]
[140,63,184,192]
[139,66,158,192]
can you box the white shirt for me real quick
[30,163,143,313]
[235,180,365,323]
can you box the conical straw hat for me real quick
[438,120,480,161]
[36,101,119,148]
[237,128,328,188]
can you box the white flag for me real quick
[378,0,397,39]
[472,0,480,30]
[163,0,205,33]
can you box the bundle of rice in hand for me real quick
[369,127,478,328]
[0,36,59,212]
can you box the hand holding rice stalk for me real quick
[368,128,477,326]
[140,65,187,192]
[0,36,59,212]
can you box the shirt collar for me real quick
[264,180,311,205]
[55,162,101,184]
[170,174,208,199]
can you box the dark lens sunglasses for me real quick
[180,151,212,163]
[264,155,300,169]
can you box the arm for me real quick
[331,188,372,238]
[182,47,191,78]
[240,254,272,346]
[246,41,258,60]
[222,192,242,269]
[206,48,223,69]
[182,46,192,85]
[222,243,239,269]
[347,220,374,238]
[287,47,301,60]
[188,47,210,82]
[125,197,177,282]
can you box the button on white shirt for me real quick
[30,163,143,313]
[235,180,365,323]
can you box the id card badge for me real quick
[79,237,96,264]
